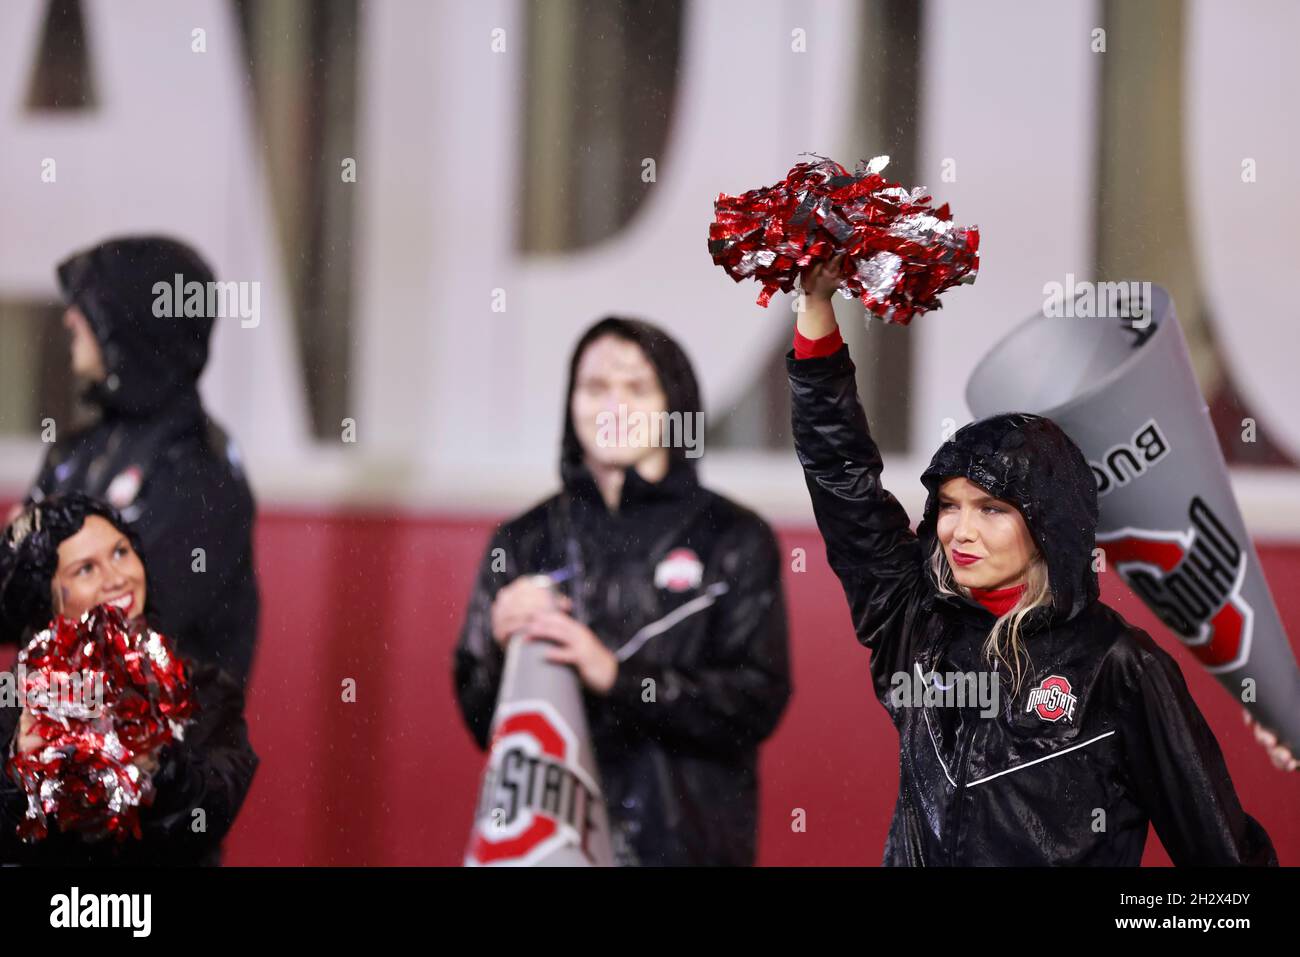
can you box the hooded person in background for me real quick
[18,236,260,688]
[454,316,792,866]
[0,493,257,865]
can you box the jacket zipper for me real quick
[945,711,977,865]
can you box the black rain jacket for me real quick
[29,237,260,687]
[454,458,792,865]
[789,342,1276,866]
[0,660,258,866]
[455,316,791,866]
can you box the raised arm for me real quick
[787,258,924,655]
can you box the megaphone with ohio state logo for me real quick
[968,283,1300,755]
[465,577,615,866]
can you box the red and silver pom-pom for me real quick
[708,154,979,324]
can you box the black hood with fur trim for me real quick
[915,411,1101,625]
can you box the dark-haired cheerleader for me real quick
[0,494,257,865]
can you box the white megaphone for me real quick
[465,575,615,866]
[968,283,1300,754]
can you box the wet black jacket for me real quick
[454,457,792,865]
[29,238,260,687]
[789,342,1276,866]
[0,660,258,866]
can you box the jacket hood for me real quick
[915,412,1100,624]
[560,315,703,486]
[57,236,216,417]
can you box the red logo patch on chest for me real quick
[105,465,143,509]
[653,547,703,593]
[1026,674,1078,723]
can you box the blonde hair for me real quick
[929,540,1052,698]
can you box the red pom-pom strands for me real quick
[708,154,980,323]
[5,604,195,842]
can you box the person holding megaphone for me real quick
[455,317,792,866]
[780,253,1276,866]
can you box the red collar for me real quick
[968,582,1028,617]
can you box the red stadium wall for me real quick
[3,501,1293,865]
[215,509,1298,867]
